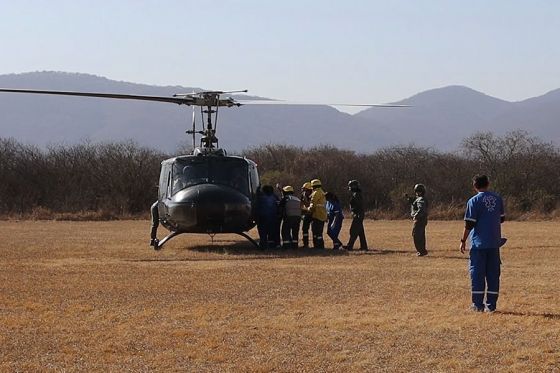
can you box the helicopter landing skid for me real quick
[236,232,259,249]
[152,231,181,250]
[152,231,258,250]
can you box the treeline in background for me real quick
[1,130,559,220]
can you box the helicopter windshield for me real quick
[172,157,249,195]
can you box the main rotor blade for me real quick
[237,100,410,108]
[174,89,248,97]
[0,88,194,105]
[0,88,409,108]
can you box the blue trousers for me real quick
[327,219,343,248]
[469,248,501,311]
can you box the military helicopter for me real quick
[0,86,407,250]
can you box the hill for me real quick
[358,85,560,149]
[356,86,512,149]
[0,72,394,152]
[1,72,559,152]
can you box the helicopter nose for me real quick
[171,184,252,232]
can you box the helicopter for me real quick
[0,86,408,250]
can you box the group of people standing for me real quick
[254,177,429,255]
[256,174,506,313]
[151,169,505,313]
[254,179,368,251]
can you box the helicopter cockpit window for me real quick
[211,159,249,195]
[172,160,209,194]
[171,158,249,196]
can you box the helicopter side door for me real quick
[158,163,172,218]
[247,162,259,224]
[248,163,259,197]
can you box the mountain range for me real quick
[0,71,558,153]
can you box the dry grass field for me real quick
[1,220,559,372]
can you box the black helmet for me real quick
[348,180,360,189]
[414,183,426,194]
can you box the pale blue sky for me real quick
[1,0,559,104]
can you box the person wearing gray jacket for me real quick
[279,186,302,249]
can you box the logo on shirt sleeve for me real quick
[483,195,497,212]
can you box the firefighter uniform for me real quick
[300,182,313,248]
[279,186,301,249]
[308,179,327,249]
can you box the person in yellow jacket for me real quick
[307,179,327,249]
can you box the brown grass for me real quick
[0,220,559,371]
[3,205,560,222]
[0,207,150,221]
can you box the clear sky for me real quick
[1,0,559,105]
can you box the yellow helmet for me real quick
[310,179,322,187]
[282,185,294,193]
[302,182,312,190]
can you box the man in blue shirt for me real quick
[459,175,505,313]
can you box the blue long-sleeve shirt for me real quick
[326,200,344,225]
